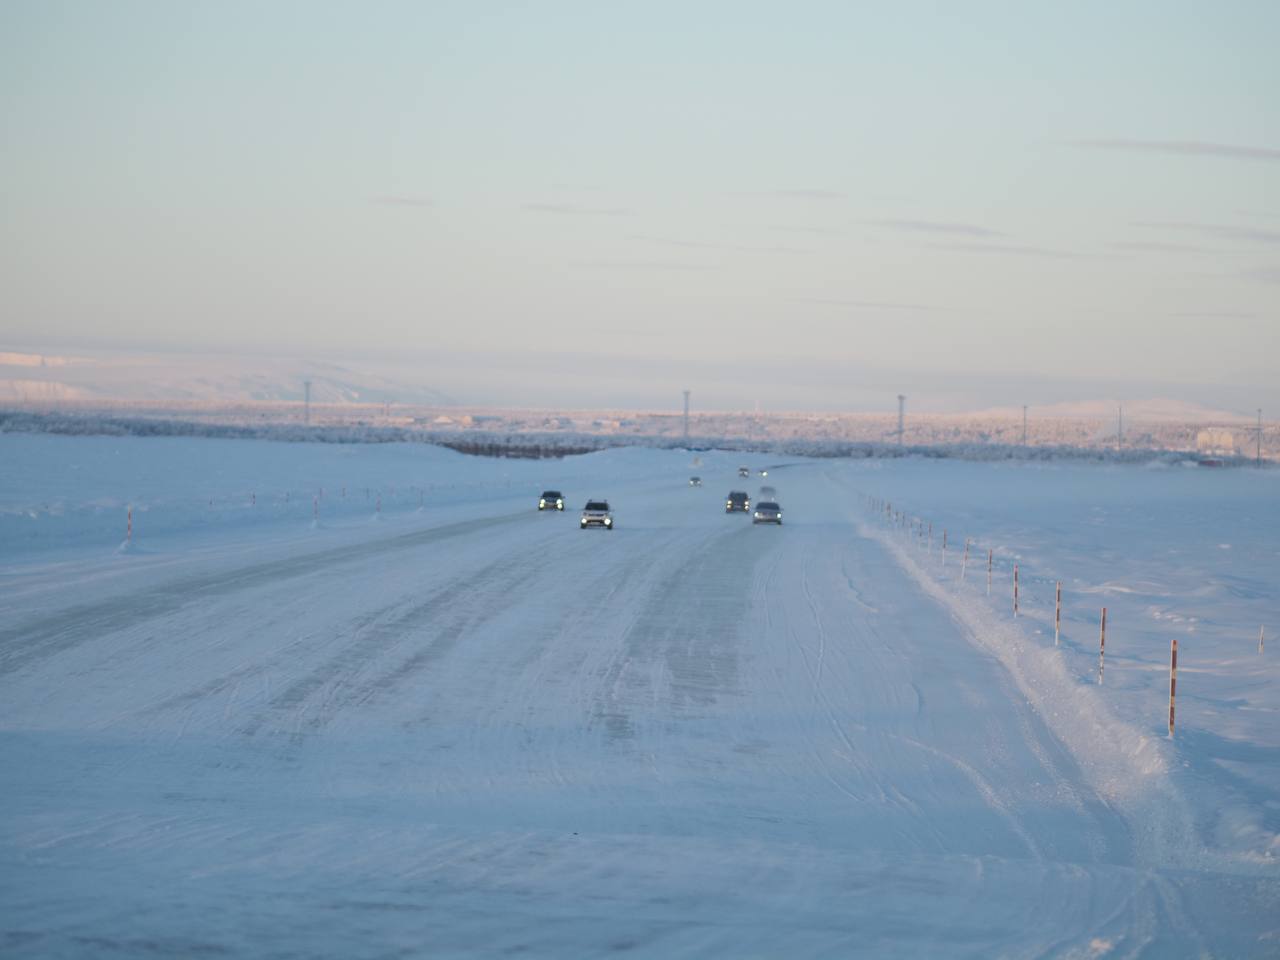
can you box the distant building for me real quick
[1196,429,1235,456]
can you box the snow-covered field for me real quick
[1,435,1276,958]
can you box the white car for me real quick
[580,500,614,530]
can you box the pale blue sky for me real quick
[2,1,1278,410]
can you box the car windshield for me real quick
[758,502,779,510]
[729,492,747,500]
[541,491,561,498]
[585,501,609,511]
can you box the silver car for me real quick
[580,500,614,530]
[752,501,782,525]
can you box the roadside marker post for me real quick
[987,549,993,596]
[1013,564,1019,617]
[1098,607,1107,683]
[942,530,947,567]
[127,506,132,543]
[1055,582,1062,645]
[1261,626,1266,655]
[1169,639,1178,737]
[961,539,970,581]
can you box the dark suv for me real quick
[538,490,565,511]
[725,491,750,513]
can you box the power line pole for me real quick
[304,380,311,426]
[683,389,690,440]
[897,394,906,445]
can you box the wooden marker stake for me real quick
[942,530,947,567]
[1260,625,1265,655]
[1013,564,1019,617]
[127,506,132,542]
[1098,607,1107,683]
[987,549,993,596]
[961,539,970,581]
[1055,581,1062,645]
[1168,639,1178,737]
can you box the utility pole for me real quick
[1022,405,1028,446]
[304,380,312,426]
[683,389,690,440]
[897,394,906,446]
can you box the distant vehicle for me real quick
[759,485,777,499]
[759,469,768,477]
[689,476,702,487]
[726,491,750,513]
[737,466,751,478]
[538,490,565,511]
[753,501,782,525]
[580,500,614,530]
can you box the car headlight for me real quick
[556,499,563,507]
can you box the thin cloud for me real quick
[868,219,1005,239]
[734,189,845,201]
[926,241,1081,260]
[766,224,845,236]
[524,202,629,216]
[629,234,806,255]
[1109,241,1214,254]
[1075,139,1280,163]
[573,259,714,271]
[771,189,845,200]
[370,195,431,207]
[1172,310,1256,320]
[795,296,935,312]
[1133,221,1280,246]
[1244,266,1280,285]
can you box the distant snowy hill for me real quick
[973,397,1254,423]
[0,349,453,406]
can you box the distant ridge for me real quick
[970,397,1254,423]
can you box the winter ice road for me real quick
[1,455,1273,958]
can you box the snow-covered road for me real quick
[2,443,1275,957]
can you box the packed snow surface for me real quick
[1,435,1276,958]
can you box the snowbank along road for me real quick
[1,439,1276,958]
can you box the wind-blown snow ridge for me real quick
[860,513,1222,876]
